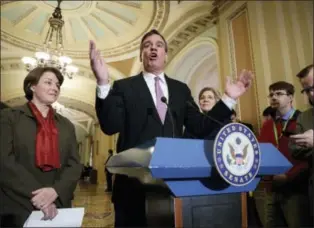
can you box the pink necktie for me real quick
[154,77,167,123]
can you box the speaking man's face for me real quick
[141,34,167,74]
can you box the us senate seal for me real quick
[213,122,261,186]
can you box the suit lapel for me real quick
[131,73,162,124]
[165,75,175,108]
[164,75,179,126]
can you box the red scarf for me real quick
[28,102,60,171]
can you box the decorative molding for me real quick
[0,1,16,6]
[0,62,23,71]
[0,1,170,59]
[244,5,262,130]
[115,1,141,9]
[96,3,134,25]
[185,51,217,85]
[0,60,94,79]
[81,17,98,41]
[12,5,37,26]
[165,1,235,65]
[226,4,247,119]
[0,58,119,81]
[226,2,261,128]
[91,13,119,36]
[166,36,218,87]
[57,96,97,120]
[254,0,271,111]
[227,3,249,79]
[42,1,94,13]
[211,0,233,24]
[166,15,215,64]
[227,17,237,80]
[4,95,97,121]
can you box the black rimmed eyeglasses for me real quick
[301,86,314,94]
[267,92,289,98]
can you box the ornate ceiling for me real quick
[1,0,224,141]
[1,0,168,59]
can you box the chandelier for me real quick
[21,0,78,79]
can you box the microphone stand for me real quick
[161,96,175,138]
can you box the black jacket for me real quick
[96,73,233,153]
[95,72,233,204]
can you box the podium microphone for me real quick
[186,100,225,126]
[161,96,175,138]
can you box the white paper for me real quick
[23,207,85,227]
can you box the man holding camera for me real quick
[289,64,313,226]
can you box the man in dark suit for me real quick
[0,102,9,110]
[89,29,254,227]
[105,149,113,192]
[289,64,313,226]
[230,110,254,132]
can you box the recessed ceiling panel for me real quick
[93,9,130,36]
[114,1,142,9]
[98,1,138,24]
[1,3,36,25]
[43,1,84,10]
[82,15,105,39]
[25,12,50,35]
[69,18,88,41]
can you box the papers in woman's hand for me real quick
[23,207,85,227]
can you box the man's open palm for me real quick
[89,40,109,85]
[225,69,254,99]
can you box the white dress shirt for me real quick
[143,72,168,105]
[96,72,236,110]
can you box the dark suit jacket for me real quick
[96,73,233,203]
[96,73,233,152]
[183,118,232,140]
[290,107,313,174]
[0,104,82,227]
[289,107,313,209]
[240,121,254,132]
[0,102,9,110]
[183,117,253,140]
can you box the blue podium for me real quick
[107,137,292,228]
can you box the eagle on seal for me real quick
[228,142,249,166]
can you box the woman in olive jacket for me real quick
[0,67,82,227]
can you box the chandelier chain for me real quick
[21,0,78,79]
